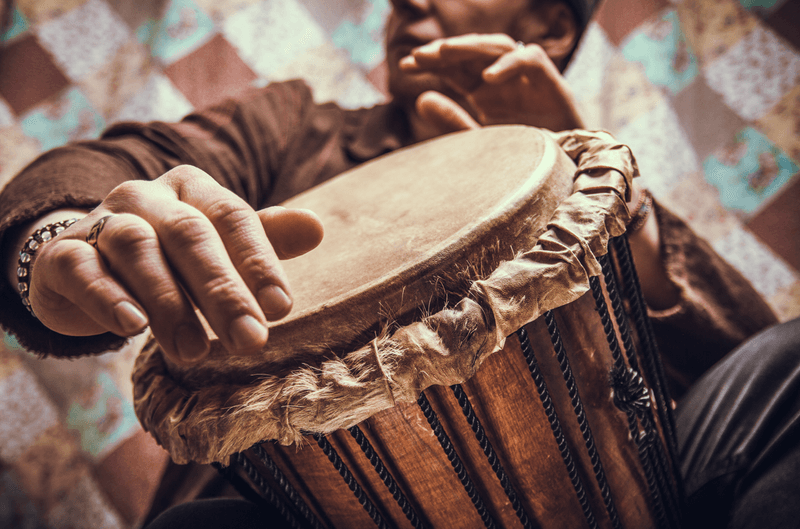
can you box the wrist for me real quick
[626,195,680,310]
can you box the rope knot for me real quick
[610,366,650,415]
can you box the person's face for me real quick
[385,0,550,107]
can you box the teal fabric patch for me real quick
[20,88,105,151]
[2,332,24,352]
[737,0,787,18]
[703,127,799,213]
[738,0,782,11]
[146,0,215,64]
[332,0,388,66]
[66,372,139,458]
[622,10,698,95]
[135,17,158,45]
[1,8,28,42]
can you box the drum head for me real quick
[172,125,575,382]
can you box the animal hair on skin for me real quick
[216,241,513,453]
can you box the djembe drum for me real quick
[133,126,684,529]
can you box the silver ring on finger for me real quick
[86,214,117,250]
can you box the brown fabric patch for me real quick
[163,34,257,110]
[594,0,669,46]
[0,35,69,116]
[94,429,170,525]
[746,173,800,271]
[672,76,747,162]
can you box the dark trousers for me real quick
[147,318,800,529]
[677,317,800,529]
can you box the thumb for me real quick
[258,207,324,259]
[416,91,480,136]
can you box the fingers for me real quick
[130,169,277,354]
[480,42,583,130]
[32,211,213,364]
[415,91,480,136]
[258,207,324,260]
[31,237,150,338]
[87,213,211,363]
[27,166,327,363]
[163,170,292,319]
[482,43,558,85]
[399,34,520,97]
[400,34,517,72]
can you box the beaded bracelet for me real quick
[17,218,78,318]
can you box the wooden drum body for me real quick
[133,126,683,529]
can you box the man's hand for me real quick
[400,33,584,133]
[17,165,323,364]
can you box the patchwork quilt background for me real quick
[0,0,797,527]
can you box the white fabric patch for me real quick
[704,25,800,121]
[223,0,328,79]
[616,99,699,198]
[0,367,59,463]
[565,22,615,102]
[110,72,194,124]
[36,0,132,82]
[46,473,125,529]
[0,98,15,129]
[712,226,797,299]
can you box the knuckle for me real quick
[83,276,115,300]
[104,180,150,206]
[48,240,92,272]
[202,275,249,310]
[525,44,547,62]
[204,196,252,229]
[161,165,213,196]
[238,252,280,283]
[164,164,207,182]
[103,216,157,254]
[158,212,213,251]
[147,285,189,313]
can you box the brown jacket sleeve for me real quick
[0,80,351,357]
[648,200,779,399]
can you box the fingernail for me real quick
[229,315,267,354]
[114,301,148,334]
[174,323,210,363]
[258,285,292,318]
